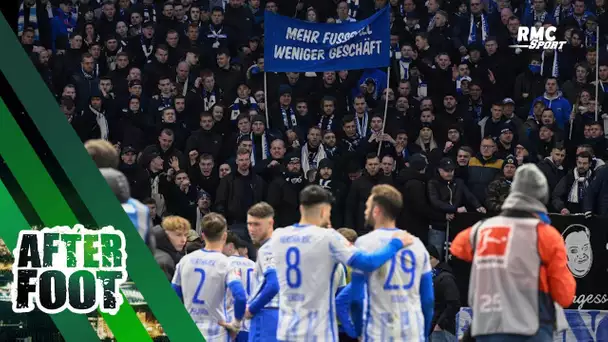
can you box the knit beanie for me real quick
[501,164,549,213]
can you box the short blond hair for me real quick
[337,228,358,243]
[247,202,275,219]
[161,216,191,233]
[370,184,403,220]
[85,139,119,169]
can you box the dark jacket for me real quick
[267,172,306,228]
[485,177,512,214]
[152,225,185,281]
[428,177,481,228]
[552,169,592,214]
[467,155,504,203]
[185,128,224,161]
[431,262,460,335]
[344,172,393,234]
[537,157,566,202]
[583,166,608,217]
[397,168,445,245]
[214,170,266,224]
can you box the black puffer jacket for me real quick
[428,177,481,228]
[431,262,461,335]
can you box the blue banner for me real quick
[263,7,390,72]
[456,307,608,341]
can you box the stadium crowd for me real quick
[16,0,608,340]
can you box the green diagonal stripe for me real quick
[0,12,204,342]
[0,177,100,342]
[0,100,152,342]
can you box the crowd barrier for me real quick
[456,307,608,341]
[444,213,608,311]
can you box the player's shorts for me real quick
[249,308,279,342]
[236,331,248,342]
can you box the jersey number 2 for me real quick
[286,247,302,288]
[383,250,416,290]
[193,268,206,304]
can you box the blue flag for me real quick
[264,7,390,72]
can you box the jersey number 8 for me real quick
[383,250,416,290]
[286,247,302,288]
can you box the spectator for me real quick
[428,157,485,258]
[344,153,392,234]
[316,158,347,229]
[529,77,572,129]
[584,165,608,218]
[398,154,444,245]
[468,137,504,203]
[485,155,518,214]
[427,245,460,342]
[152,216,189,281]
[267,152,305,227]
[552,151,594,214]
[537,145,567,200]
[215,147,266,225]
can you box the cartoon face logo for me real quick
[562,224,593,278]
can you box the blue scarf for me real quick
[18,2,38,41]
[541,50,559,78]
[585,29,597,47]
[553,4,573,25]
[399,58,412,80]
[280,106,297,129]
[468,13,489,45]
[202,88,217,111]
[230,96,258,121]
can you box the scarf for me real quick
[250,133,269,166]
[532,10,548,25]
[399,58,411,80]
[342,135,361,152]
[318,114,335,131]
[319,178,332,190]
[202,88,217,111]
[150,173,165,217]
[427,14,436,31]
[541,50,559,78]
[280,106,298,130]
[143,4,156,23]
[347,0,359,18]
[195,208,210,235]
[553,4,573,25]
[468,13,489,45]
[568,168,591,203]
[231,96,258,121]
[301,143,326,178]
[208,25,228,49]
[585,29,597,47]
[18,2,38,41]
[355,112,369,137]
[89,105,109,141]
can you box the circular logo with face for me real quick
[562,224,593,278]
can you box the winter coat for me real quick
[528,92,572,129]
[428,177,481,228]
[397,168,445,245]
[485,177,512,214]
[467,155,504,204]
[431,262,461,335]
[267,172,306,228]
[344,172,393,234]
[583,166,608,216]
[214,170,266,224]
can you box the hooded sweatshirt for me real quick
[528,91,572,129]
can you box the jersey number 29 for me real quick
[384,250,416,290]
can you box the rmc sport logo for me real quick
[509,26,566,50]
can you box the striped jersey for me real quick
[172,249,240,342]
[269,224,357,342]
[248,239,279,309]
[122,198,151,244]
[354,228,431,342]
[226,255,255,332]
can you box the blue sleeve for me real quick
[228,280,247,321]
[347,239,403,272]
[171,284,183,302]
[248,269,279,315]
[350,273,366,337]
[336,284,358,338]
[420,271,435,336]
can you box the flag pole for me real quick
[377,66,391,156]
[595,25,600,122]
[264,72,270,128]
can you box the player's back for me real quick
[173,249,234,341]
[355,228,430,341]
[226,255,255,330]
[270,224,355,342]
